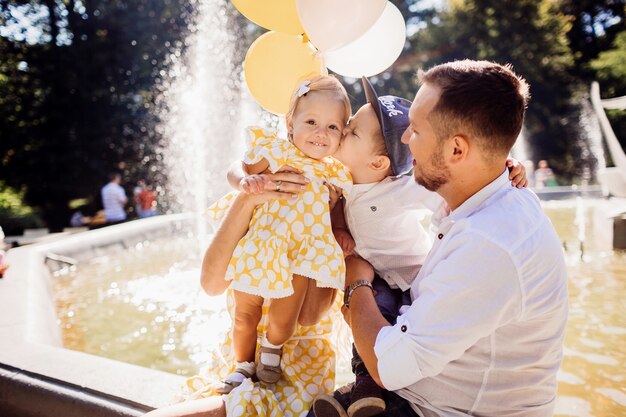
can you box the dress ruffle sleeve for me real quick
[242,126,293,173]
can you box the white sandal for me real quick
[216,368,254,394]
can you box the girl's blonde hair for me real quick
[285,75,352,131]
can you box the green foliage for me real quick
[1,0,625,227]
[342,0,623,183]
[560,0,626,73]
[590,31,626,95]
[399,0,579,179]
[0,0,199,230]
[0,182,44,235]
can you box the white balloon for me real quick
[323,2,406,78]
[297,0,387,52]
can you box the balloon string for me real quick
[302,33,328,70]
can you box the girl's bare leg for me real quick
[298,280,337,326]
[142,396,225,417]
[233,290,264,362]
[266,274,309,345]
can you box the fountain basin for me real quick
[2,200,625,417]
[0,215,194,417]
[533,184,604,200]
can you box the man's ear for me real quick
[448,135,469,164]
[370,155,391,172]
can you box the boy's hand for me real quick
[240,174,270,194]
[506,158,528,188]
[334,228,355,256]
[325,182,343,210]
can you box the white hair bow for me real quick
[296,81,311,97]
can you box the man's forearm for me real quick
[200,194,254,295]
[350,287,391,386]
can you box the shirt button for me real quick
[401,325,407,332]
[370,206,377,212]
[437,233,444,239]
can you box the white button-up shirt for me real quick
[344,175,443,291]
[374,170,568,417]
[101,182,127,222]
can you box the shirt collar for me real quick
[450,169,510,221]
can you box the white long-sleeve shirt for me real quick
[374,170,568,417]
[344,175,442,291]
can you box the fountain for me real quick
[1,3,625,416]
[590,81,626,198]
[0,0,265,415]
[589,82,626,249]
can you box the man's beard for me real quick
[413,144,451,191]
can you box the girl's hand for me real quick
[506,158,528,188]
[334,228,355,256]
[239,166,309,207]
[325,182,343,210]
[240,174,270,194]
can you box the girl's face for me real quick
[288,92,346,160]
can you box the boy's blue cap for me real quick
[361,76,413,176]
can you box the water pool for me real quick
[51,199,625,416]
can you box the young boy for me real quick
[314,77,527,417]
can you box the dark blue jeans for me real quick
[307,276,417,417]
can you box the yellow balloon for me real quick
[231,0,304,35]
[244,32,325,115]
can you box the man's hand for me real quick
[506,158,528,188]
[334,228,355,256]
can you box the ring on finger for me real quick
[275,180,282,192]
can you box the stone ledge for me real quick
[0,214,195,416]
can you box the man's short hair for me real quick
[419,60,530,158]
[108,172,122,182]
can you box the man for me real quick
[314,60,568,417]
[101,172,128,223]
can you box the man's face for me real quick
[401,84,451,191]
[333,103,382,172]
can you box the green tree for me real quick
[0,0,203,230]
[0,181,44,235]
[560,0,626,73]
[396,0,598,181]
[590,30,626,95]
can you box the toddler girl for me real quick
[207,75,352,393]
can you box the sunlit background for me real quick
[1,0,625,416]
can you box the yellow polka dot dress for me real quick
[207,127,352,298]
[182,292,345,417]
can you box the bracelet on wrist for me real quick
[343,279,374,309]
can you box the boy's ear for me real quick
[369,155,391,172]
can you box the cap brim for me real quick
[361,77,384,132]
